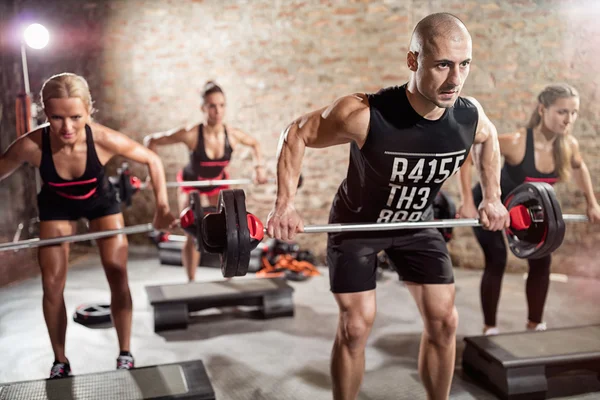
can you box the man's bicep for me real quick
[309,94,369,147]
[290,109,345,148]
[464,96,493,144]
[473,110,497,146]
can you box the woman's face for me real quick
[45,97,89,144]
[540,96,579,136]
[202,92,226,125]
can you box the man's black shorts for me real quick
[327,228,454,293]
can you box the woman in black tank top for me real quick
[0,73,176,378]
[143,81,267,282]
[458,84,600,335]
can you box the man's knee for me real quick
[338,310,375,350]
[425,306,458,345]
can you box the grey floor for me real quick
[1,246,600,399]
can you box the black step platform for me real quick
[462,325,600,400]
[158,238,220,268]
[146,278,295,332]
[0,359,215,400]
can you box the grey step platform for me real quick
[146,278,295,332]
[462,325,600,400]
[0,360,215,400]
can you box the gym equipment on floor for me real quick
[462,325,600,399]
[146,277,294,332]
[0,359,215,399]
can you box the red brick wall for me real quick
[0,1,40,286]
[2,0,600,287]
[94,0,600,277]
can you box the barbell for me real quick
[0,223,155,252]
[178,182,589,278]
[110,163,303,207]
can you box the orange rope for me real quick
[256,254,320,279]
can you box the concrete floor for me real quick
[1,246,600,399]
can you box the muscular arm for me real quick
[571,138,599,207]
[458,151,475,205]
[458,132,519,206]
[0,132,41,181]
[143,125,196,152]
[93,123,170,211]
[275,93,370,205]
[465,97,502,203]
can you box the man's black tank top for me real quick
[182,124,233,180]
[39,124,112,200]
[500,128,559,198]
[330,84,478,225]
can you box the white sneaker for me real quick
[483,327,500,336]
[527,322,547,331]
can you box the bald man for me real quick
[267,13,510,399]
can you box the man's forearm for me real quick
[475,135,502,202]
[458,155,474,203]
[275,123,305,206]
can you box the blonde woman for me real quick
[0,73,175,378]
[459,83,600,335]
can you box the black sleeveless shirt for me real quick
[500,128,559,200]
[39,125,112,200]
[330,84,478,225]
[182,124,233,180]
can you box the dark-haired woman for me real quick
[144,81,267,281]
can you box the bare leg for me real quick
[406,282,458,400]
[331,290,376,400]
[38,221,75,363]
[90,213,132,352]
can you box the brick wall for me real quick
[2,0,600,286]
[0,1,39,286]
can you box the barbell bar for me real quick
[190,184,593,277]
[0,223,155,252]
[269,214,588,234]
[166,178,270,188]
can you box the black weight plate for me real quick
[73,304,111,325]
[504,183,554,259]
[218,190,240,278]
[537,182,566,256]
[232,189,251,276]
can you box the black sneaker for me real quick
[49,361,71,379]
[116,352,134,370]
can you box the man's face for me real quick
[411,35,472,108]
